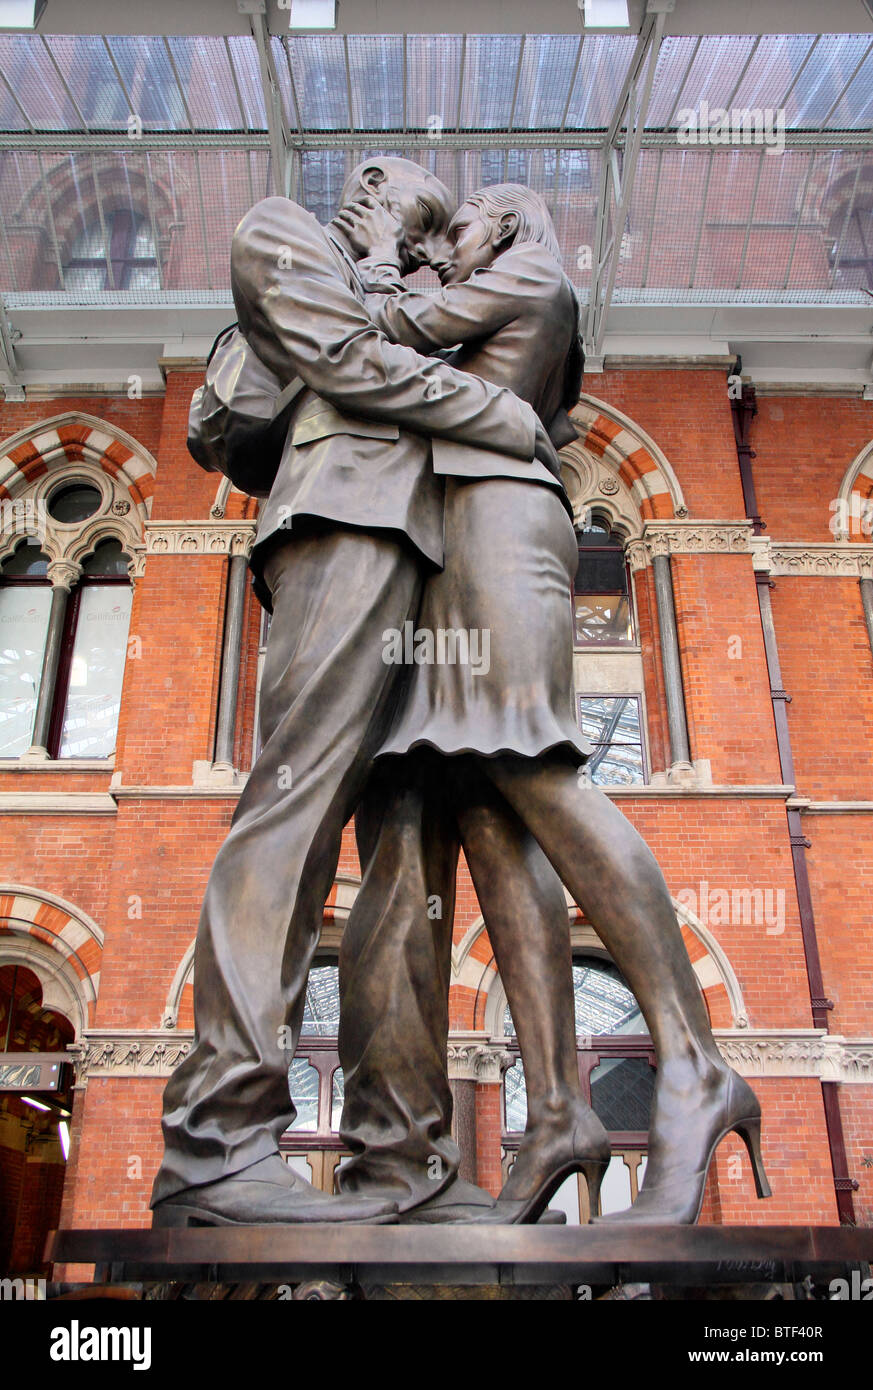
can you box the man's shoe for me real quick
[399,1177,498,1225]
[152,1159,398,1228]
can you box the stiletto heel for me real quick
[493,1107,611,1224]
[581,1158,607,1221]
[595,1068,772,1226]
[733,1116,772,1200]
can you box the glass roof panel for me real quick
[729,34,818,120]
[0,35,80,130]
[786,33,873,129]
[165,35,246,132]
[45,35,129,131]
[564,34,637,129]
[105,36,187,132]
[404,33,463,133]
[650,34,759,129]
[458,34,523,130]
[287,33,350,130]
[823,43,873,130]
[510,34,582,131]
[347,34,404,130]
[227,34,269,131]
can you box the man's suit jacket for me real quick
[230,197,544,595]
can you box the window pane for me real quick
[300,964,340,1036]
[590,1057,655,1131]
[0,586,51,756]
[285,1057,319,1132]
[331,1066,344,1132]
[574,593,633,644]
[503,1056,527,1132]
[58,585,132,758]
[578,695,645,786]
[572,960,646,1036]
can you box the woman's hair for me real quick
[465,182,583,406]
[464,183,562,263]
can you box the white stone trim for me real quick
[144,520,255,559]
[0,792,116,813]
[756,541,873,579]
[627,519,755,570]
[714,1030,873,1083]
[63,1026,873,1085]
[69,1030,192,1082]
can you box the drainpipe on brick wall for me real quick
[731,382,857,1223]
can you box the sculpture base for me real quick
[47,1224,872,1296]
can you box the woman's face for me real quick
[434,203,497,285]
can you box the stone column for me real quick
[651,550,692,770]
[212,553,249,773]
[24,559,81,760]
[448,1035,512,1192]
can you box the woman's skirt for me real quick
[378,476,592,762]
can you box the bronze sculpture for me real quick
[151,158,564,1228]
[152,161,771,1229]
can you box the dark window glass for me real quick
[1,543,50,577]
[573,521,634,645]
[590,1057,655,1132]
[48,484,102,524]
[81,538,130,576]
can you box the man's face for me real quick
[431,203,495,285]
[379,178,455,275]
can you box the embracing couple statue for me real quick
[150,158,770,1229]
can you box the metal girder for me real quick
[2,129,873,152]
[584,11,666,360]
[249,11,292,198]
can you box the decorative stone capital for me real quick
[447,1034,513,1084]
[46,559,81,591]
[629,520,755,569]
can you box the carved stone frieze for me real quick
[766,544,873,579]
[69,1030,193,1082]
[144,520,256,560]
[628,521,754,570]
[714,1031,873,1082]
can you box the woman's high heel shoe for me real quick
[595,1069,771,1226]
[493,1106,611,1225]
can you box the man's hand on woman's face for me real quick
[334,197,405,265]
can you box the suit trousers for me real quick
[152,521,456,1204]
